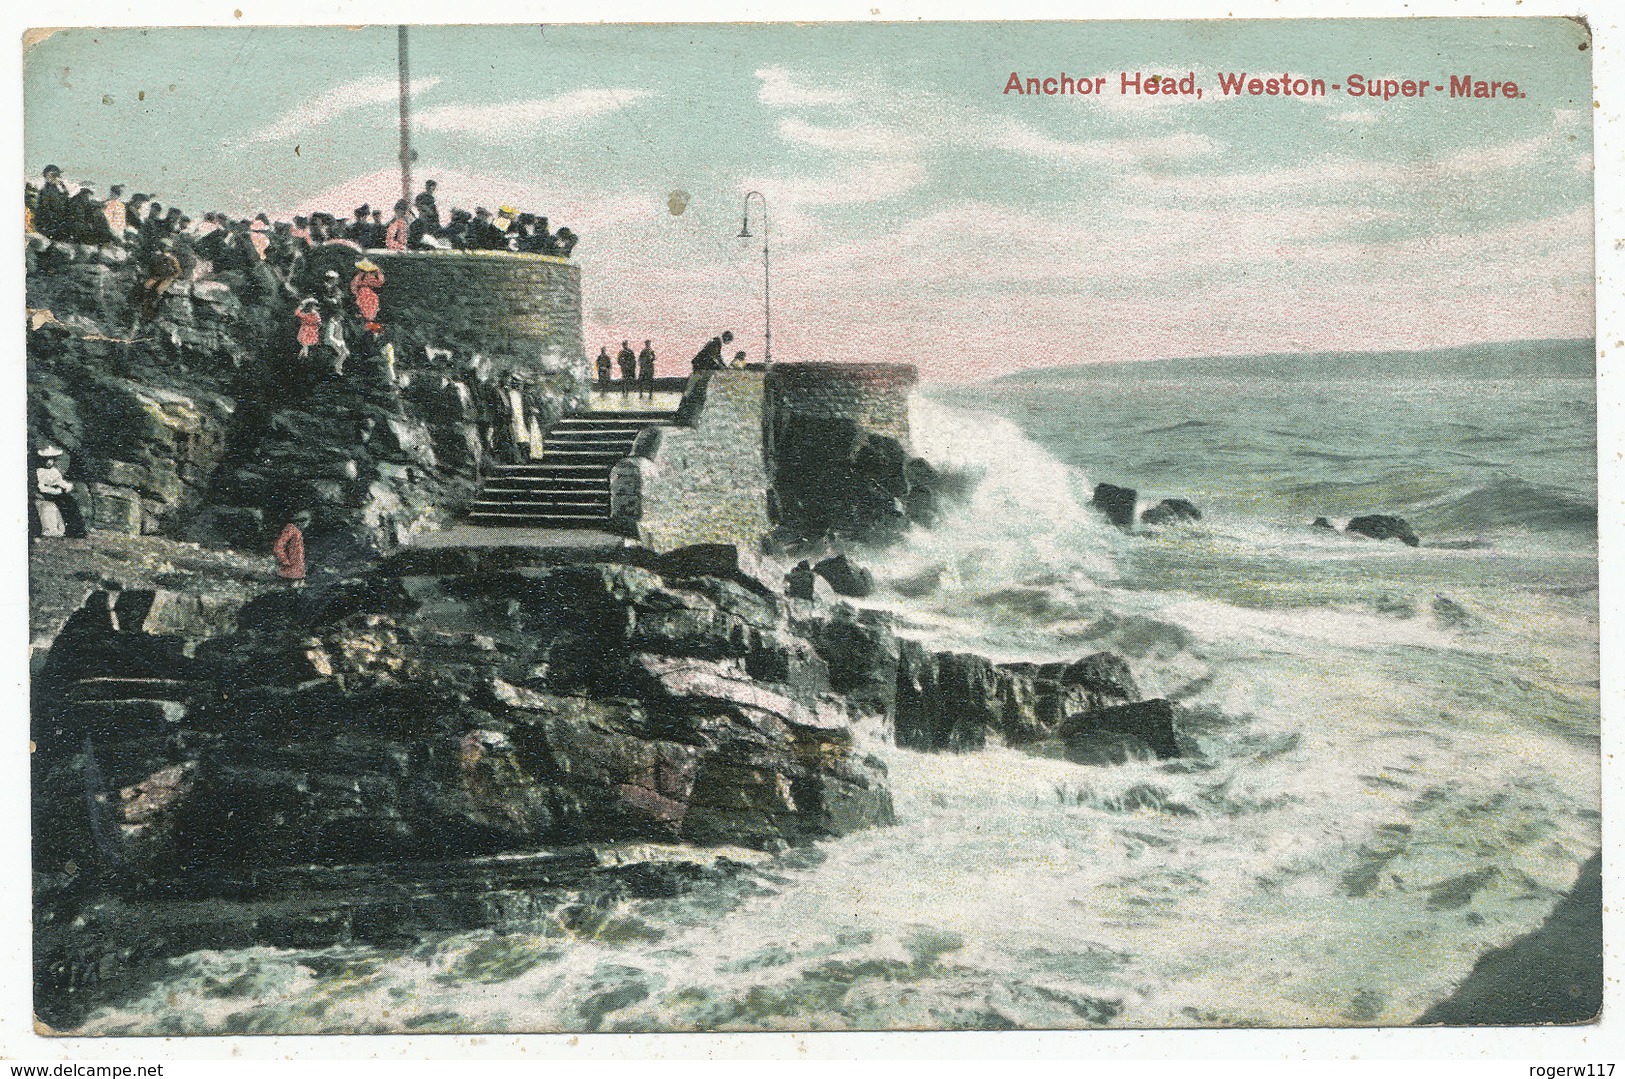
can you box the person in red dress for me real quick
[273,510,311,587]
[294,297,322,360]
[350,259,385,323]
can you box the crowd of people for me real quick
[25,167,581,291]
[26,165,589,378]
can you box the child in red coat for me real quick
[294,298,322,360]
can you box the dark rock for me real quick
[1091,483,1138,531]
[1060,698,1183,759]
[800,604,901,718]
[894,645,992,752]
[785,560,817,601]
[813,554,876,598]
[1061,651,1140,707]
[770,413,954,547]
[1311,517,1334,530]
[1140,498,1202,527]
[655,543,777,598]
[1346,514,1420,547]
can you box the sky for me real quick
[22,19,1596,382]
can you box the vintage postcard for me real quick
[18,13,1604,1043]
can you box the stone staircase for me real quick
[466,410,677,529]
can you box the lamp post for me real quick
[737,191,770,368]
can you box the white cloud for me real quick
[755,66,852,107]
[740,158,927,209]
[992,123,1223,166]
[244,75,442,144]
[414,89,653,140]
[778,118,916,156]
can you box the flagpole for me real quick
[397,25,413,208]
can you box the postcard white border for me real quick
[2,0,1618,1069]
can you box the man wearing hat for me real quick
[348,204,370,244]
[412,179,441,241]
[471,208,506,251]
[31,444,86,539]
[361,207,383,249]
[34,165,71,240]
[68,183,115,245]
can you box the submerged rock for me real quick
[1346,514,1421,547]
[1140,498,1202,527]
[1311,517,1335,530]
[1091,483,1138,531]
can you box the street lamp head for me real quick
[737,214,753,239]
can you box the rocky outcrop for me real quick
[1346,514,1421,547]
[769,413,950,547]
[1091,483,1138,531]
[36,559,894,872]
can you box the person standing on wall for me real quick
[273,510,312,587]
[617,340,637,401]
[595,346,613,395]
[637,340,657,400]
[385,200,411,251]
[413,179,441,243]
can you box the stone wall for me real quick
[636,371,773,551]
[765,362,918,448]
[369,251,584,371]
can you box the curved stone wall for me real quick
[369,250,585,371]
[765,362,918,446]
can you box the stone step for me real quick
[466,510,611,528]
[486,462,608,474]
[481,477,610,490]
[479,485,611,499]
[470,501,609,515]
[565,410,677,422]
[536,451,626,464]
[543,433,638,446]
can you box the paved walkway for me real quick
[407,525,633,550]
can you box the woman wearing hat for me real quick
[349,259,385,323]
[294,297,322,360]
[273,510,312,586]
[31,444,86,539]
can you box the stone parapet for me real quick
[369,250,585,371]
[765,362,917,446]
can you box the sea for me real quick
[76,340,1601,1034]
